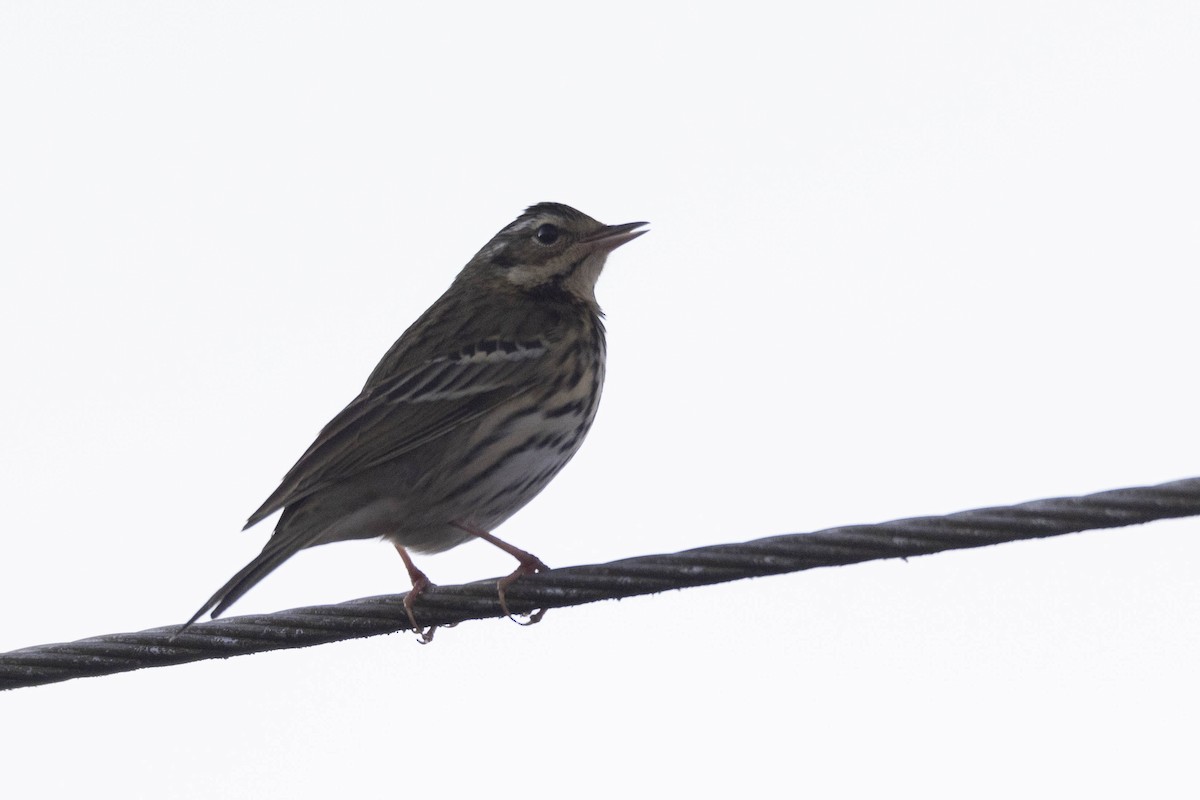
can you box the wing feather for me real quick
[244,339,549,528]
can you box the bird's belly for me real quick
[447,407,593,530]
[469,436,578,519]
[303,348,604,554]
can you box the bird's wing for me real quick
[244,338,551,528]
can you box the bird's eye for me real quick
[534,224,560,245]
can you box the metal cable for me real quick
[3,477,1198,691]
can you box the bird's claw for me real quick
[497,557,550,626]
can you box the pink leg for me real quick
[451,521,549,625]
[395,544,436,644]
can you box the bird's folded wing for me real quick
[244,339,550,528]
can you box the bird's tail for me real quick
[177,531,317,635]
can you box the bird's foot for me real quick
[396,544,437,644]
[497,554,550,626]
[450,521,551,626]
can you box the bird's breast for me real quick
[434,321,607,530]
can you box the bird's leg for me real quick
[451,521,549,625]
[394,544,436,644]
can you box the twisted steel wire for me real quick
[3,477,1197,691]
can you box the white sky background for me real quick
[2,2,1198,797]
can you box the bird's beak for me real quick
[580,221,649,253]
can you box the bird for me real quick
[184,202,647,640]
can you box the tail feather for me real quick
[178,532,317,634]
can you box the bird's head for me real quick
[465,203,648,307]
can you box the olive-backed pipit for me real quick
[185,203,646,638]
